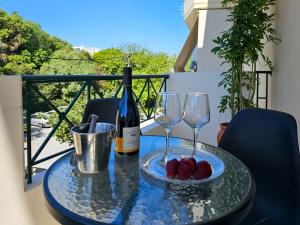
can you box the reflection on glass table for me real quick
[43,136,255,225]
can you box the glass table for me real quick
[43,135,255,225]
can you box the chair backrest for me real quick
[82,98,120,125]
[219,108,300,222]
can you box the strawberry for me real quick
[178,158,194,180]
[194,160,212,179]
[166,159,179,178]
[181,158,196,173]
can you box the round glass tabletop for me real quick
[44,136,255,225]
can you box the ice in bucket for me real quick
[71,122,116,173]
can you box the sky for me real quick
[0,0,189,55]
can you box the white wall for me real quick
[166,72,227,146]
[171,9,231,146]
[173,6,275,145]
[0,76,59,225]
[273,0,300,138]
[192,9,230,72]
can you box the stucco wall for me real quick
[0,76,59,225]
[170,9,231,146]
[192,9,230,72]
[166,72,227,146]
[273,0,300,138]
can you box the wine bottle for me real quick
[115,66,140,155]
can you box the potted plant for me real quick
[212,0,279,143]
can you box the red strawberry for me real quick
[166,159,179,178]
[181,158,196,173]
[178,158,194,180]
[188,158,196,171]
[194,160,212,179]
[189,157,196,166]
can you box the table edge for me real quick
[43,135,256,225]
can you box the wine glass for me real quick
[154,92,181,165]
[183,93,210,158]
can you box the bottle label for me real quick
[115,126,140,153]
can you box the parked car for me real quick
[44,110,55,118]
[31,112,50,128]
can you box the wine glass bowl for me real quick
[183,93,210,158]
[154,114,179,129]
[154,92,181,165]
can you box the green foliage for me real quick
[0,10,69,74]
[51,44,175,143]
[211,0,279,115]
[93,44,175,75]
[92,43,175,118]
[3,50,35,74]
[48,84,86,144]
[0,9,175,144]
[32,48,97,114]
[93,48,124,74]
[93,48,124,99]
[39,48,96,75]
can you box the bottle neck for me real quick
[123,84,133,93]
[123,67,132,86]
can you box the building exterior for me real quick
[178,0,300,141]
[73,46,100,55]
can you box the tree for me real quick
[93,48,124,75]
[38,48,98,142]
[92,44,175,100]
[2,50,35,74]
[48,84,87,144]
[0,10,69,74]
[50,44,176,143]
[0,9,177,143]
[37,47,97,112]
[39,48,96,75]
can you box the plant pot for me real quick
[217,122,229,145]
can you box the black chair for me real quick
[218,108,300,225]
[82,98,120,124]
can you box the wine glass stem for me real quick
[192,128,199,158]
[163,128,171,164]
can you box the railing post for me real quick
[87,80,91,102]
[256,72,259,107]
[164,78,167,92]
[147,78,150,119]
[265,72,269,109]
[25,81,32,184]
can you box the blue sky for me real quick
[0,0,188,55]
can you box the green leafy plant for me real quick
[212,0,279,116]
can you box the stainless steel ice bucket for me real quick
[71,122,116,173]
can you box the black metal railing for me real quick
[22,72,270,184]
[23,74,169,183]
[256,71,272,109]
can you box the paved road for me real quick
[25,126,71,169]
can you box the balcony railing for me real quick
[22,71,270,184]
[22,74,169,183]
[256,71,272,109]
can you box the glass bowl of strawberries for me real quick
[140,147,225,185]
